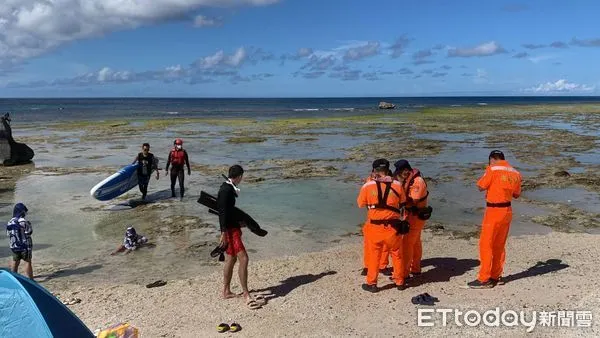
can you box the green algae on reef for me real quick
[227,136,268,144]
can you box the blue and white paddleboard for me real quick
[90,163,142,201]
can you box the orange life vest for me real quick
[170,148,185,166]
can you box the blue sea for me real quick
[2,96,600,123]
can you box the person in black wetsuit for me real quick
[217,165,263,309]
[133,143,159,200]
[165,138,190,199]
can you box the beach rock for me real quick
[378,101,396,109]
[0,113,35,166]
[554,170,571,177]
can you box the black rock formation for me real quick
[0,113,34,165]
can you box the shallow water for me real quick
[572,149,600,165]
[524,188,600,214]
[513,119,598,137]
[3,109,600,283]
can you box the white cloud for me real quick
[194,47,247,69]
[193,15,223,27]
[524,79,595,93]
[527,54,557,64]
[296,48,313,58]
[447,41,507,57]
[343,41,380,61]
[0,0,280,68]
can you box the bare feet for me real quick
[223,291,238,299]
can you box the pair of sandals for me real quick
[217,323,241,333]
[211,244,228,262]
[411,293,439,306]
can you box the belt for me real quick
[370,219,401,226]
[486,202,511,208]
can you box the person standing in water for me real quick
[133,143,159,200]
[165,138,190,199]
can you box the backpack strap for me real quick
[368,181,403,214]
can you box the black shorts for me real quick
[12,250,32,262]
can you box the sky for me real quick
[1,0,600,98]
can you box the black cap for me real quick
[372,158,390,170]
[393,159,412,174]
[489,150,505,160]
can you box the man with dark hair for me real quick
[469,150,522,289]
[357,159,408,292]
[133,143,159,200]
[217,165,263,309]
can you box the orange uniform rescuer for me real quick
[393,160,432,279]
[468,150,522,289]
[357,159,409,293]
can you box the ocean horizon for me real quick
[3,96,600,123]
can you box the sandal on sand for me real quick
[246,298,263,310]
[146,280,167,288]
[62,298,81,305]
[216,323,230,333]
[411,293,439,306]
[251,294,267,305]
[229,323,242,333]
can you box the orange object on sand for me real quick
[97,323,139,338]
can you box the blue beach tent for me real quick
[0,268,94,338]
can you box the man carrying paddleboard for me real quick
[133,143,159,200]
[165,138,191,200]
[217,165,265,310]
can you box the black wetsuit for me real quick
[166,149,190,198]
[134,152,156,199]
[217,182,239,232]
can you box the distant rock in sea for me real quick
[378,101,396,109]
[0,113,35,165]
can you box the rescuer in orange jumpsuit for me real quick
[468,150,522,289]
[357,159,408,292]
[361,169,395,277]
[393,160,430,279]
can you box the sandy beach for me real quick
[43,230,600,337]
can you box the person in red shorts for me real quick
[217,165,264,309]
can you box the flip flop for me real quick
[246,298,262,310]
[146,280,167,288]
[423,293,439,304]
[229,323,242,333]
[411,293,439,306]
[62,298,82,305]
[251,294,267,305]
[210,244,227,258]
[217,323,230,333]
